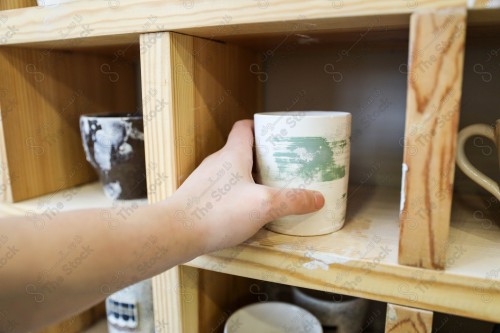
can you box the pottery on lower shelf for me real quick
[105,279,154,333]
[80,113,147,200]
[224,301,323,333]
[291,287,370,333]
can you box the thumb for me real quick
[264,187,325,221]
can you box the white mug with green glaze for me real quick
[254,111,351,236]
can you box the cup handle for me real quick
[456,124,500,201]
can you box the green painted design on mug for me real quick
[272,136,346,182]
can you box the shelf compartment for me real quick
[188,185,500,322]
[0,45,139,202]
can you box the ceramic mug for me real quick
[291,287,370,333]
[224,301,323,333]
[456,120,500,201]
[254,111,351,236]
[80,113,147,200]
[106,279,154,333]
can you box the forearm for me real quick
[0,120,323,332]
[1,199,199,332]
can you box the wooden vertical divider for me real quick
[0,0,36,10]
[0,47,137,202]
[399,7,467,269]
[140,32,260,332]
[385,304,433,333]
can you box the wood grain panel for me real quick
[140,31,184,333]
[198,271,265,333]
[385,304,433,333]
[140,31,260,333]
[398,8,467,269]
[38,302,105,333]
[0,0,469,48]
[0,47,137,202]
[0,0,36,11]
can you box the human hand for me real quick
[168,119,324,255]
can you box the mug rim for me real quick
[255,111,350,117]
[80,112,142,119]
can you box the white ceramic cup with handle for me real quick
[254,111,351,236]
[456,120,500,201]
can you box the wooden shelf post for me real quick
[385,303,433,333]
[140,31,260,332]
[399,7,467,269]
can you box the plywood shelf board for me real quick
[187,186,500,322]
[0,182,147,217]
[0,0,474,48]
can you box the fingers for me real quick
[263,187,324,221]
[224,119,254,153]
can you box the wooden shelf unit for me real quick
[1,1,500,332]
[189,186,500,322]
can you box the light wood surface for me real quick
[0,119,13,202]
[0,46,137,202]
[385,304,433,333]
[0,0,473,49]
[140,31,186,333]
[398,8,467,269]
[188,186,500,322]
[12,181,146,213]
[140,31,260,333]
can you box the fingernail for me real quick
[314,191,325,209]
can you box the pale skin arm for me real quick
[0,120,324,332]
